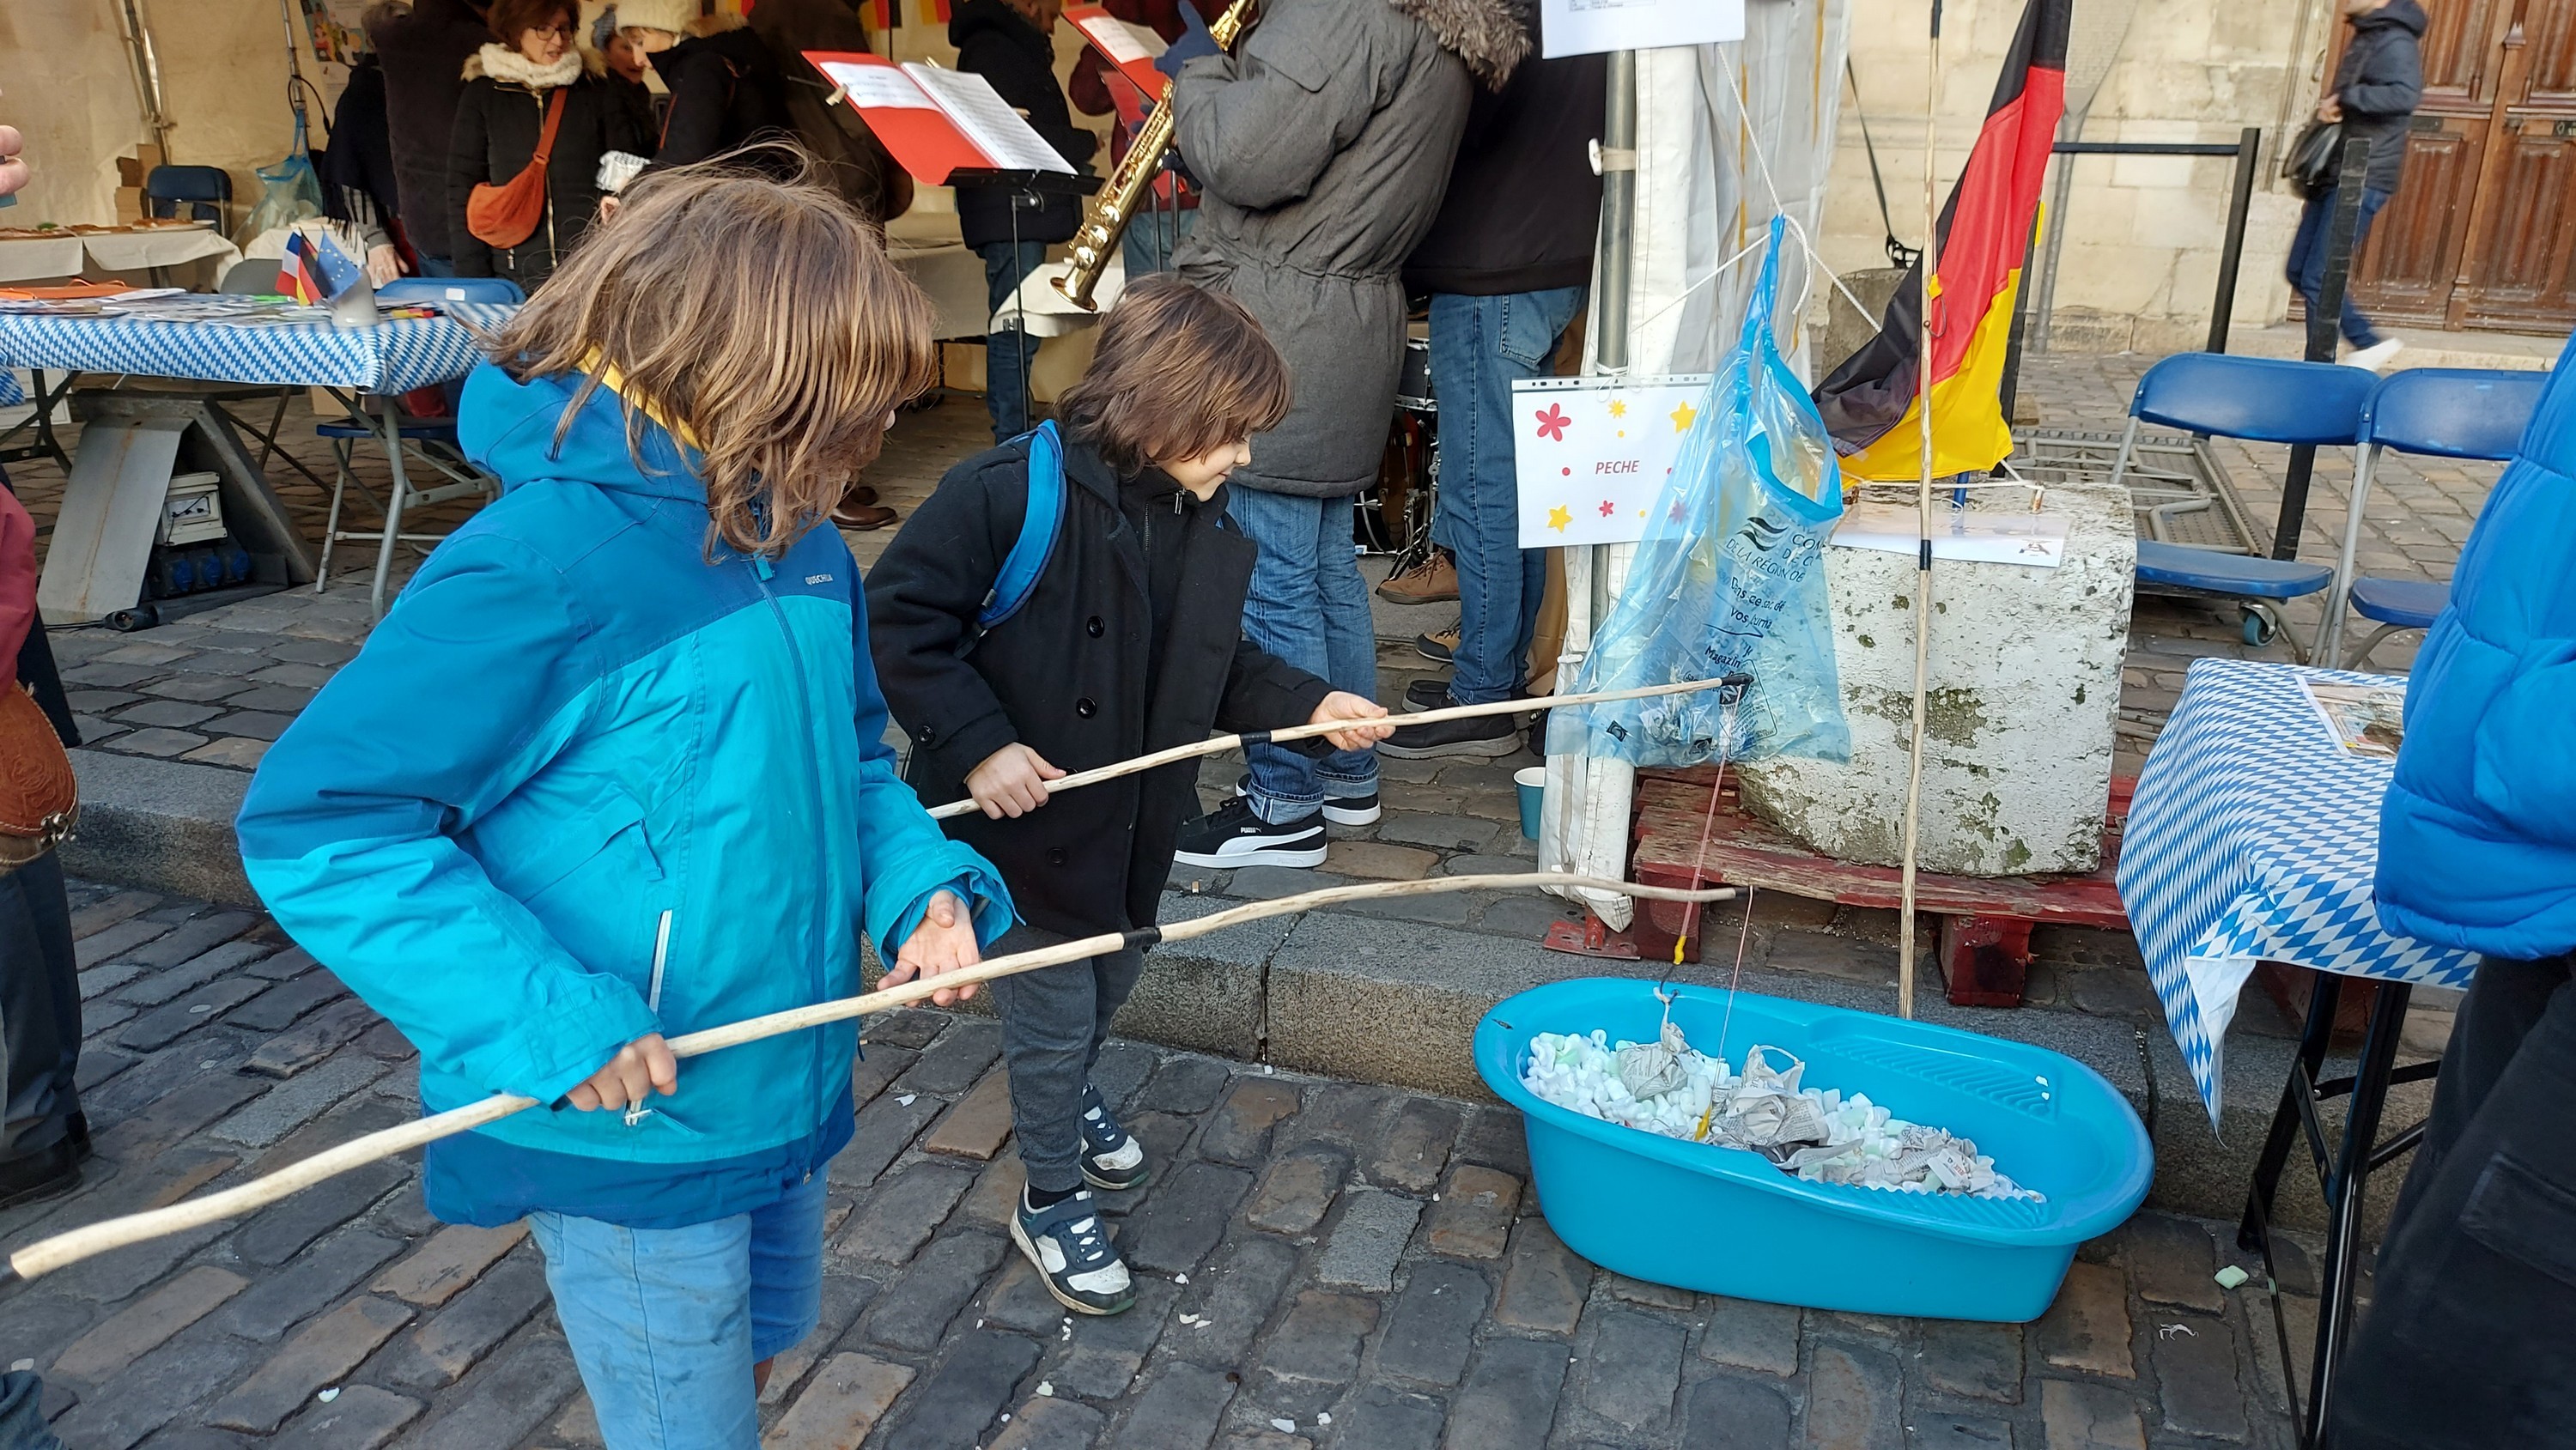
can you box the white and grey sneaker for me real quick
[1173,797,1327,868]
[1079,1084,1151,1191]
[1012,1187,1136,1315]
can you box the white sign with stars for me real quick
[1510,374,1711,549]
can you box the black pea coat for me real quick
[866,434,1332,937]
[446,56,643,289]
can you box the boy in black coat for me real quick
[867,280,1389,1313]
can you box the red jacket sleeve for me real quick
[0,487,34,676]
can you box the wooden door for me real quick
[2335,0,2576,332]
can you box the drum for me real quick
[1357,408,1437,555]
[1394,337,1436,413]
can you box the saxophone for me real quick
[1053,0,1259,311]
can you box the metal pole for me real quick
[2206,127,2261,355]
[1589,51,1638,629]
[2029,128,2079,354]
[2273,137,2372,560]
[1898,0,1945,1022]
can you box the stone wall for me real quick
[1826,0,2335,354]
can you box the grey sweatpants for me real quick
[986,925,1145,1195]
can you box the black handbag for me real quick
[2284,119,2344,196]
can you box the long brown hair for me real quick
[1054,276,1291,476]
[486,156,940,558]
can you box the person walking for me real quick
[1380,16,1600,757]
[369,0,496,277]
[447,0,646,290]
[1163,0,1527,868]
[951,0,1099,443]
[2287,0,2422,374]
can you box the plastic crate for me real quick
[1474,978,2153,1323]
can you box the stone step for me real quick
[62,743,2403,1234]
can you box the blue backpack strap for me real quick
[978,420,1066,630]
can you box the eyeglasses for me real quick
[527,23,575,37]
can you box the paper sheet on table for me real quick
[1830,502,2071,568]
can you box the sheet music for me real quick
[1073,14,1164,63]
[815,59,939,111]
[903,64,1075,173]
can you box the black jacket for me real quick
[367,0,491,261]
[649,21,798,173]
[321,58,404,242]
[1402,38,1603,295]
[447,50,642,289]
[948,0,1099,249]
[2334,0,2425,194]
[866,434,1332,937]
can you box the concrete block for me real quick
[62,750,256,907]
[1736,480,2135,876]
[1112,892,1294,1061]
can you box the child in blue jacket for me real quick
[236,164,1012,1447]
[2333,337,2576,1450]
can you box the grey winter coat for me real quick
[1170,0,1527,498]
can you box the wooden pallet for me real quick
[1547,768,2134,1008]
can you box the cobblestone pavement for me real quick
[3,880,2332,1450]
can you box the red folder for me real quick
[1063,5,1169,100]
[803,52,1076,185]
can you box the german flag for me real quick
[1813,0,2069,481]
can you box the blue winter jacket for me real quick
[237,362,1012,1225]
[2377,343,2576,961]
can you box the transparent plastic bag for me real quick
[242,128,325,244]
[1548,217,1850,766]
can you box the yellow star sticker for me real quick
[1607,398,1629,418]
[1671,401,1698,433]
[1546,504,1573,533]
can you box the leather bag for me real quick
[2283,119,2344,197]
[0,683,76,871]
[466,88,569,249]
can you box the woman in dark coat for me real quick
[617,3,795,173]
[446,0,644,289]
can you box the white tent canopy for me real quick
[1541,0,1853,929]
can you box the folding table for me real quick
[0,300,512,625]
[2117,656,2478,1447]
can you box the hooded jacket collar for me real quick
[1389,0,1529,90]
[465,43,585,89]
[2353,0,2427,35]
[459,362,709,504]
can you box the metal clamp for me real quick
[1589,141,1638,176]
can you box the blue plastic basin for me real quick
[1475,979,2154,1323]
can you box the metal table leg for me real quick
[369,395,414,621]
[2233,973,2439,1447]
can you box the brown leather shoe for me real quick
[834,503,899,531]
[1376,550,1459,604]
[846,485,879,507]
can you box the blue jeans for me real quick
[1121,202,1199,281]
[980,239,1049,441]
[1425,287,1586,705]
[1225,486,1380,821]
[528,1171,829,1450]
[2287,185,2392,349]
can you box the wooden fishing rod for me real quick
[3,872,1735,1284]
[923,676,1735,821]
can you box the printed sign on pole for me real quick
[1511,374,1710,549]
[1539,0,1745,58]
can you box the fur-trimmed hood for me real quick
[1390,0,1528,90]
[463,43,585,88]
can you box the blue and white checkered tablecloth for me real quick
[2118,658,2480,1128]
[0,302,512,407]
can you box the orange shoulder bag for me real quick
[466,88,569,250]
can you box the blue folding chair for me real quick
[2111,354,2376,653]
[2320,367,2546,668]
[143,166,232,226]
[314,276,526,616]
